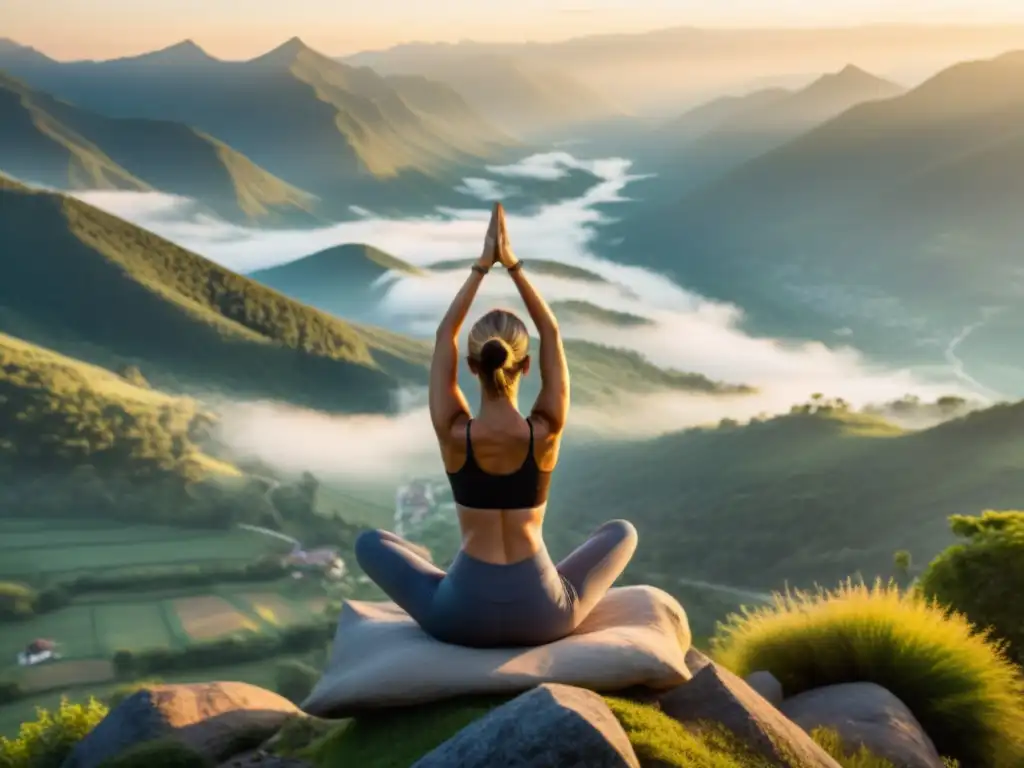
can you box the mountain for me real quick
[246,243,750,405]
[638,65,903,195]
[609,50,1024,389]
[345,25,1024,113]
[0,175,429,413]
[550,400,1024,592]
[342,51,622,139]
[249,244,423,321]
[657,87,791,144]
[0,72,319,225]
[0,38,514,216]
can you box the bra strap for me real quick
[526,417,535,452]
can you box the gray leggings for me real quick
[354,520,638,648]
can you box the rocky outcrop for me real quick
[63,682,301,768]
[411,684,641,768]
[659,660,842,768]
[780,682,945,768]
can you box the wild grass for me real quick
[712,580,1024,767]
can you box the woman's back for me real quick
[353,202,637,648]
[441,411,560,564]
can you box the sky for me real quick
[8,0,1024,60]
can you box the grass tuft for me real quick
[711,579,1024,767]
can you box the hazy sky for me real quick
[8,0,1024,61]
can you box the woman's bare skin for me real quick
[430,204,569,565]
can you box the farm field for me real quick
[0,516,340,735]
[0,519,291,581]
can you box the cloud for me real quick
[71,151,994,478]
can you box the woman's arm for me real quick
[496,206,570,433]
[428,210,498,437]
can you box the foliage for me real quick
[274,660,320,705]
[551,403,1024,590]
[0,583,36,620]
[712,580,1024,767]
[99,737,212,768]
[919,510,1024,664]
[0,697,108,768]
[0,180,424,416]
[113,620,335,678]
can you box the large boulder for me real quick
[63,682,301,768]
[659,661,842,768]
[303,585,692,716]
[779,682,945,768]
[411,683,640,768]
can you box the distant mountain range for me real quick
[632,65,904,195]
[0,72,319,225]
[607,50,1024,393]
[343,50,623,139]
[0,37,517,218]
[343,25,1024,114]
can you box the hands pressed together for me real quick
[474,202,520,273]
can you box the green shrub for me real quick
[100,737,211,768]
[114,620,334,677]
[712,580,1024,767]
[919,510,1024,664]
[0,697,108,768]
[0,582,36,621]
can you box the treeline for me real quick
[0,558,288,622]
[112,619,336,678]
[0,337,216,481]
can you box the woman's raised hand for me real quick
[495,203,520,269]
[475,204,501,270]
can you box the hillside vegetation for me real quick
[0,39,513,214]
[0,72,319,225]
[249,244,423,321]
[550,400,1024,590]
[0,177,427,412]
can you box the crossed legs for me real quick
[354,519,639,642]
[555,519,639,622]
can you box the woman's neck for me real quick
[477,393,521,421]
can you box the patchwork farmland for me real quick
[0,517,339,736]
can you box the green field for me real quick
[0,520,290,581]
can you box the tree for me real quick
[893,550,912,583]
[919,510,1024,663]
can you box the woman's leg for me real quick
[354,529,445,626]
[555,519,639,624]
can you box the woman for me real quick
[355,202,637,648]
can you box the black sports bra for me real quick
[446,418,552,510]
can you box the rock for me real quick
[659,661,841,768]
[411,683,641,768]
[63,682,301,768]
[303,585,691,716]
[779,682,945,768]
[745,670,784,708]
